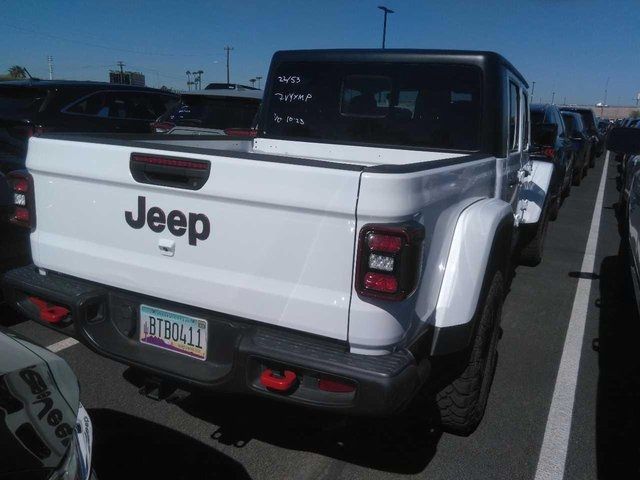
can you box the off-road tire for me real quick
[572,168,582,186]
[518,203,549,267]
[432,271,504,436]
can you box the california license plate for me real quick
[139,305,207,361]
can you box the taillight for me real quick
[8,171,35,230]
[150,121,175,133]
[543,147,555,158]
[224,128,258,137]
[318,377,356,393]
[355,223,425,301]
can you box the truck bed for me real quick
[37,133,485,172]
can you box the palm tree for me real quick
[8,65,26,79]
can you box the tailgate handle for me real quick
[130,153,211,190]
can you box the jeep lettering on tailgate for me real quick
[125,195,210,245]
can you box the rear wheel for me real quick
[430,271,504,436]
[572,166,582,186]
[563,177,572,198]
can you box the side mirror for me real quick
[532,123,558,146]
[605,127,640,154]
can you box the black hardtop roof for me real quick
[271,48,528,87]
[0,79,174,93]
[560,106,594,114]
[531,103,561,111]
[560,110,582,118]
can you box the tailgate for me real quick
[27,137,361,340]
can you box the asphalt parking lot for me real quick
[3,153,638,480]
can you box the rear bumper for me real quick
[2,265,428,416]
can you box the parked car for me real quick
[561,110,591,186]
[2,49,552,436]
[560,106,601,165]
[0,80,178,173]
[607,128,640,312]
[151,88,262,136]
[0,328,95,480]
[530,103,574,220]
[0,172,29,281]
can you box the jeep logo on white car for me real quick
[125,196,210,246]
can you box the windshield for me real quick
[262,62,483,151]
[163,95,260,130]
[0,87,49,118]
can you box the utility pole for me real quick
[530,81,535,103]
[47,55,53,80]
[250,78,256,88]
[563,96,566,105]
[255,76,262,89]
[186,71,191,91]
[117,61,125,84]
[551,91,555,105]
[378,6,394,49]
[224,46,234,84]
[603,76,610,106]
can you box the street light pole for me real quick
[378,6,394,49]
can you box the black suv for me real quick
[559,106,600,166]
[0,80,178,173]
[561,111,591,186]
[530,103,574,220]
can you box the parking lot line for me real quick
[533,153,610,480]
[47,337,79,352]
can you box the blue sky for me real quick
[1,0,638,105]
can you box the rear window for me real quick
[578,111,596,131]
[0,87,49,117]
[531,110,545,124]
[163,96,260,130]
[562,114,583,135]
[262,62,483,151]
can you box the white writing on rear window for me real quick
[274,92,313,103]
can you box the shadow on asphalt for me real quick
[594,250,640,479]
[174,393,442,474]
[88,408,252,480]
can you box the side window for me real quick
[508,81,520,152]
[65,91,174,120]
[340,75,392,117]
[109,92,175,120]
[65,92,110,117]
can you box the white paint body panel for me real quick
[435,198,512,328]
[520,160,554,224]
[349,156,497,353]
[27,135,542,355]
[28,137,360,340]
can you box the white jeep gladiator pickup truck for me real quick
[3,50,552,435]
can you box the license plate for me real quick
[139,305,207,361]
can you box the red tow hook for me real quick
[28,296,70,324]
[260,369,297,392]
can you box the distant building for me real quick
[109,70,145,87]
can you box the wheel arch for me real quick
[429,198,513,356]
